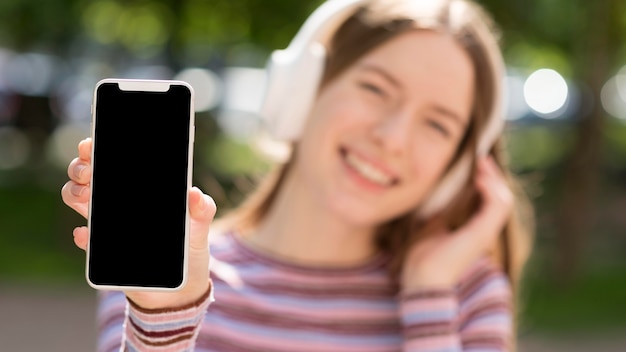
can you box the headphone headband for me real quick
[285,0,369,56]
[258,0,370,141]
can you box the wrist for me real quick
[126,279,212,311]
[401,271,457,292]
[401,281,456,293]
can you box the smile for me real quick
[341,148,398,187]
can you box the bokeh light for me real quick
[119,65,174,80]
[601,66,626,121]
[504,72,531,121]
[0,127,30,170]
[46,123,90,170]
[524,68,569,117]
[2,53,62,97]
[217,67,267,140]
[174,68,222,112]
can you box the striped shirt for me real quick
[96,231,513,351]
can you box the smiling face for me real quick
[290,29,475,227]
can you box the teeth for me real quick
[344,152,393,186]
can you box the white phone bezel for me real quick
[86,78,195,292]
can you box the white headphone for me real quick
[258,0,506,218]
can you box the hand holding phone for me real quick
[63,138,216,308]
[61,78,217,308]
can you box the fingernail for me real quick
[74,164,86,178]
[71,184,84,197]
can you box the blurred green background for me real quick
[1,0,626,351]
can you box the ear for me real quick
[257,0,370,141]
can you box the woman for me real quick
[62,0,535,350]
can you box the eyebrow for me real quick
[359,63,469,127]
[430,105,468,128]
[359,63,403,90]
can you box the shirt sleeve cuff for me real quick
[122,281,214,352]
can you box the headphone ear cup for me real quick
[259,43,327,141]
[417,153,473,218]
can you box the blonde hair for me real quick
[219,0,535,342]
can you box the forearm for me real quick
[400,260,514,352]
[400,288,462,351]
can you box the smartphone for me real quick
[86,78,195,291]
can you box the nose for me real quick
[371,108,412,154]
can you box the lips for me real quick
[340,147,399,187]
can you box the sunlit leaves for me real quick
[82,0,174,57]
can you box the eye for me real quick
[426,119,451,138]
[358,81,387,98]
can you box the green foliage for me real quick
[520,260,626,333]
[505,43,573,78]
[603,118,626,168]
[505,124,576,172]
[0,184,85,283]
[81,1,175,58]
[204,134,271,177]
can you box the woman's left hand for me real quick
[400,156,513,291]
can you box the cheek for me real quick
[295,101,360,173]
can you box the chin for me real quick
[328,197,403,229]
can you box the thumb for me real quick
[188,186,217,250]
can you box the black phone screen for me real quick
[88,81,193,289]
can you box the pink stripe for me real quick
[209,305,399,334]
[213,291,397,320]
[214,280,395,299]
[130,307,202,324]
[210,263,393,292]
[403,335,460,350]
[198,324,394,352]
[129,297,211,323]
[461,320,511,335]
[236,271,389,287]
[462,285,510,310]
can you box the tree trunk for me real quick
[553,0,617,284]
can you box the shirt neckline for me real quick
[226,230,390,275]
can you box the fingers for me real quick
[455,156,512,246]
[188,186,217,251]
[61,181,91,218]
[78,138,92,161]
[73,226,88,250]
[68,138,93,183]
[61,138,93,219]
[67,157,92,184]
[475,156,513,217]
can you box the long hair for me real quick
[218,0,535,341]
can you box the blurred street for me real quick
[0,285,97,351]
